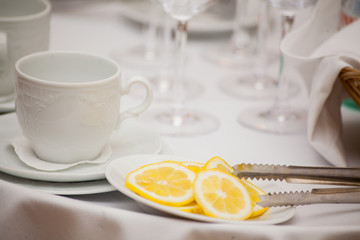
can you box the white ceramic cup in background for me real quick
[0,0,51,103]
[15,51,153,164]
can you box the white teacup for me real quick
[15,51,153,164]
[0,0,51,102]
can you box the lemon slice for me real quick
[181,161,204,173]
[126,161,196,206]
[242,179,269,218]
[204,156,234,173]
[193,169,253,220]
[172,202,204,214]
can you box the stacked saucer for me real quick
[0,113,170,195]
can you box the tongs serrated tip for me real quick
[232,163,360,208]
[232,163,360,186]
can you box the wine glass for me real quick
[112,1,204,102]
[237,0,317,134]
[150,15,203,102]
[204,0,258,68]
[219,0,280,100]
[111,1,175,101]
[111,1,163,70]
[145,0,220,136]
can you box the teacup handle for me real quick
[115,75,153,129]
[0,32,7,78]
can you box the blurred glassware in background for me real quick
[219,0,281,100]
[237,0,318,134]
[112,0,207,101]
[111,1,177,101]
[144,0,220,136]
[111,0,164,70]
[204,0,259,68]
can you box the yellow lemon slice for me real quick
[242,179,269,218]
[126,161,196,206]
[181,161,204,173]
[172,202,204,214]
[193,169,253,220]
[204,156,234,173]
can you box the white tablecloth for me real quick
[1,1,360,239]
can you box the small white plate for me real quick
[106,154,296,225]
[0,113,162,182]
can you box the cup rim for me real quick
[15,51,121,88]
[0,0,51,22]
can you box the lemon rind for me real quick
[193,169,253,220]
[126,161,196,207]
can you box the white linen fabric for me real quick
[1,1,360,240]
[281,0,360,166]
[1,180,360,240]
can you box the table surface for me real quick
[1,1,360,239]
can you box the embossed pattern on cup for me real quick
[15,52,127,164]
[15,51,153,164]
[16,77,120,163]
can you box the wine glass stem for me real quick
[171,21,188,121]
[232,0,252,51]
[255,0,269,78]
[143,1,160,60]
[157,13,172,90]
[274,14,295,110]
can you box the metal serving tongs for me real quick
[232,163,360,208]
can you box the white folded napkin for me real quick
[281,0,360,166]
[11,137,112,171]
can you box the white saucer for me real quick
[0,142,173,195]
[12,137,112,171]
[0,171,115,195]
[0,113,162,182]
[0,99,15,113]
[106,154,296,225]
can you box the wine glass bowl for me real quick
[159,0,217,21]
